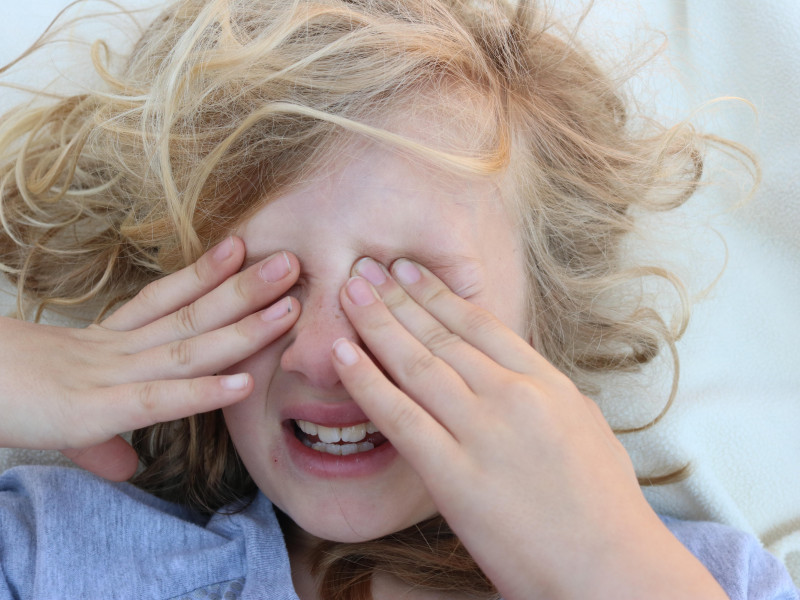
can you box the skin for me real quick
[219,135,727,600]
[222,138,528,544]
[0,124,729,600]
[0,236,300,480]
[329,258,728,600]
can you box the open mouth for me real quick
[293,419,388,456]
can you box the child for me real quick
[0,0,796,598]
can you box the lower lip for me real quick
[283,423,398,479]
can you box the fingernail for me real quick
[259,251,292,282]
[354,257,387,286]
[393,259,421,285]
[346,276,378,306]
[332,338,359,366]
[261,297,292,321]
[212,237,234,262]
[221,373,249,390]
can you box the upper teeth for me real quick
[295,419,379,443]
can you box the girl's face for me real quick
[223,133,529,543]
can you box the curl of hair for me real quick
[0,1,753,599]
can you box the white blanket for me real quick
[1,0,798,584]
[583,0,800,584]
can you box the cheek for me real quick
[477,281,528,339]
[220,342,286,452]
[220,336,285,383]
[469,204,530,337]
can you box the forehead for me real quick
[238,139,508,256]
[302,140,495,213]
[240,79,509,234]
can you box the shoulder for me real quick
[661,515,799,600]
[0,466,293,599]
[0,463,197,519]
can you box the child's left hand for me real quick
[332,258,727,600]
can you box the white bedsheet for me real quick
[583,0,800,583]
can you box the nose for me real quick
[279,283,360,390]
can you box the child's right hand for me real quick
[0,238,300,481]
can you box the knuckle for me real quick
[189,259,206,286]
[462,305,500,335]
[136,381,160,414]
[402,351,441,382]
[499,377,563,431]
[501,376,541,405]
[167,339,194,371]
[136,279,162,308]
[232,271,250,302]
[383,398,420,434]
[174,302,201,335]
[381,287,410,312]
[418,284,451,309]
[233,318,258,344]
[418,325,461,355]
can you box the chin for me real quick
[277,492,438,544]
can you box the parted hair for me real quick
[0,0,746,598]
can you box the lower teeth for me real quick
[302,438,375,455]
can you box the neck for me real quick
[276,511,324,600]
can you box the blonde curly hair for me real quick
[0,0,749,598]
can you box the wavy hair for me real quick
[0,0,751,598]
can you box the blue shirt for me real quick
[0,466,796,599]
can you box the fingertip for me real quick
[283,295,302,319]
[219,372,252,392]
[352,256,389,286]
[332,337,360,366]
[345,276,380,307]
[391,258,422,285]
[210,236,235,262]
[208,235,246,267]
[281,250,301,276]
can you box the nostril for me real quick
[280,333,361,390]
[277,290,365,385]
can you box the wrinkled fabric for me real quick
[0,466,796,599]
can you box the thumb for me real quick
[60,436,139,482]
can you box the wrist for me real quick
[548,515,728,600]
[503,505,729,600]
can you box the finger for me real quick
[390,258,554,377]
[353,257,501,393]
[102,237,245,331]
[85,373,254,439]
[124,251,299,351]
[123,296,299,381]
[60,436,139,482]
[330,337,460,479]
[339,276,477,431]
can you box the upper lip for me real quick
[281,400,372,428]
